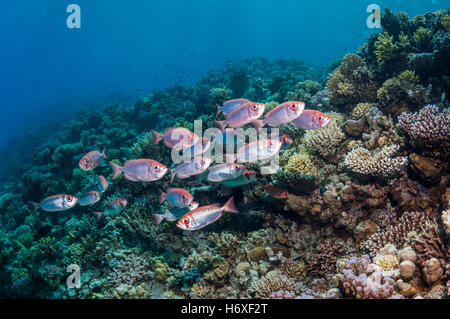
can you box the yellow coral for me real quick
[441,14,450,32]
[191,282,215,299]
[413,27,432,50]
[352,103,376,119]
[374,32,400,65]
[398,70,419,85]
[375,255,400,271]
[285,152,317,175]
[303,120,345,157]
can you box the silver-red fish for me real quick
[84,175,109,193]
[152,201,199,225]
[176,197,238,231]
[214,102,265,131]
[226,138,282,163]
[78,191,101,206]
[31,194,78,212]
[170,156,212,182]
[152,127,200,150]
[159,187,194,208]
[79,149,107,171]
[110,159,168,182]
[259,184,290,199]
[252,101,305,131]
[216,99,251,117]
[207,163,245,182]
[93,199,127,221]
[290,110,331,129]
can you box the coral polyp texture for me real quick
[0,8,449,300]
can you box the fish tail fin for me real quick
[92,211,103,222]
[223,196,238,213]
[152,213,165,225]
[215,105,222,118]
[152,130,162,145]
[170,169,175,183]
[158,190,167,204]
[109,162,123,179]
[30,202,39,213]
[252,119,265,132]
[102,148,108,159]
[214,120,226,132]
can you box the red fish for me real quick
[214,102,265,131]
[252,101,305,131]
[152,127,200,150]
[290,110,331,129]
[226,138,282,163]
[170,156,212,182]
[176,197,238,231]
[207,163,245,182]
[79,149,107,171]
[110,159,168,182]
[259,184,290,199]
[159,188,194,208]
[269,133,293,146]
[216,99,251,117]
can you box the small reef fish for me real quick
[269,133,293,146]
[227,138,282,163]
[176,196,238,231]
[290,110,331,129]
[214,102,265,131]
[31,195,78,212]
[259,184,290,199]
[170,156,212,182]
[84,175,109,193]
[152,127,200,150]
[159,187,194,208]
[252,101,305,131]
[207,163,245,182]
[93,199,127,221]
[79,149,107,171]
[183,138,211,157]
[110,159,168,182]
[217,170,257,197]
[78,191,101,206]
[216,99,251,117]
[152,201,199,225]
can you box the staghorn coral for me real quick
[374,32,403,66]
[344,144,408,178]
[398,105,450,158]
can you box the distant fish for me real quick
[259,184,289,199]
[207,163,245,182]
[110,159,168,182]
[226,138,282,163]
[159,187,194,208]
[31,195,78,212]
[152,201,199,225]
[78,191,101,207]
[176,197,238,231]
[170,156,212,182]
[152,127,200,150]
[216,99,251,117]
[290,110,331,129]
[252,101,305,131]
[269,133,293,146]
[79,149,107,171]
[84,175,109,193]
[93,199,127,221]
[214,102,265,131]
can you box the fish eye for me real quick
[183,218,189,225]
[290,104,297,111]
[154,166,159,170]
[182,195,186,199]
[66,196,72,202]
[318,116,323,121]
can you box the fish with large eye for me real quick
[214,102,265,131]
[176,197,238,231]
[79,149,107,171]
[159,188,193,208]
[206,163,246,182]
[78,191,101,206]
[110,159,168,182]
[170,156,212,183]
[226,138,282,163]
[216,99,251,118]
[258,183,290,199]
[92,199,127,221]
[252,101,305,131]
[290,110,331,130]
[31,194,78,212]
[152,127,200,150]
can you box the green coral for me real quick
[150,256,169,281]
[413,27,432,52]
[374,32,401,66]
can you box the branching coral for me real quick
[304,120,345,158]
[285,152,318,175]
[398,105,450,158]
[344,144,408,178]
[351,103,376,120]
[249,273,296,298]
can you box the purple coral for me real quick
[398,105,450,158]
[341,255,395,299]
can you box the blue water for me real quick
[0,0,443,151]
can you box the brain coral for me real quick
[304,120,345,158]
